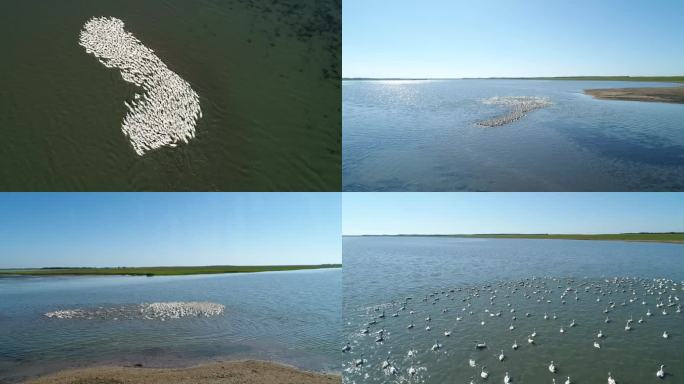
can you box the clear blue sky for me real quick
[343,0,684,78]
[343,193,684,235]
[0,193,341,268]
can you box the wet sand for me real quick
[23,360,340,384]
[585,86,684,103]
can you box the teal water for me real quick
[343,237,684,384]
[0,269,341,383]
[0,0,340,191]
[343,80,684,191]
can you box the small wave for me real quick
[45,301,225,320]
[478,96,552,127]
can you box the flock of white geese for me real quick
[343,277,681,383]
[79,16,202,156]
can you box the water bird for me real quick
[548,361,556,373]
[662,331,669,339]
[481,366,489,379]
[608,372,616,384]
[469,359,477,367]
[512,340,518,350]
[593,341,601,349]
[657,364,665,378]
[504,372,511,384]
[498,350,505,361]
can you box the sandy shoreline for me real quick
[584,86,684,104]
[22,360,340,384]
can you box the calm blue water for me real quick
[343,237,684,383]
[0,269,340,383]
[343,80,684,191]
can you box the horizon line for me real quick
[343,231,684,236]
[0,263,343,271]
[342,75,684,80]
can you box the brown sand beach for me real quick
[23,360,340,384]
[585,86,684,104]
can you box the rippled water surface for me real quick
[0,0,340,191]
[0,269,340,382]
[343,237,684,384]
[343,80,684,191]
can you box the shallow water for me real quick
[0,269,340,383]
[343,79,684,191]
[0,0,340,191]
[342,237,684,384]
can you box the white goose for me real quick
[662,331,669,339]
[593,341,601,349]
[565,376,571,384]
[498,350,505,361]
[548,361,556,373]
[504,371,511,384]
[608,372,616,384]
[481,366,489,380]
[512,340,519,350]
[597,330,604,338]
[657,364,665,378]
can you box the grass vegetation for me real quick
[361,233,684,244]
[0,264,342,277]
[497,76,684,83]
[343,76,684,83]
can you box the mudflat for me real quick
[23,360,340,384]
[585,86,684,103]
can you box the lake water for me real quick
[343,80,684,191]
[342,237,684,384]
[0,269,340,383]
[0,0,340,191]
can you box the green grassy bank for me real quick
[504,76,684,83]
[0,264,342,277]
[360,233,684,244]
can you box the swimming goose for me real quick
[481,366,489,379]
[657,364,665,378]
[504,371,511,384]
[608,372,616,384]
[548,361,556,373]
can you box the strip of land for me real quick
[0,264,341,277]
[584,86,684,104]
[343,76,684,82]
[357,233,684,244]
[22,360,340,384]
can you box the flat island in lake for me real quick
[24,360,340,384]
[585,86,684,104]
[0,264,341,277]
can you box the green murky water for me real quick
[0,0,340,190]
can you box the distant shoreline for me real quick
[22,360,340,384]
[343,76,684,82]
[0,264,342,277]
[346,233,684,244]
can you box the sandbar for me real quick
[22,360,340,384]
[585,86,684,104]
